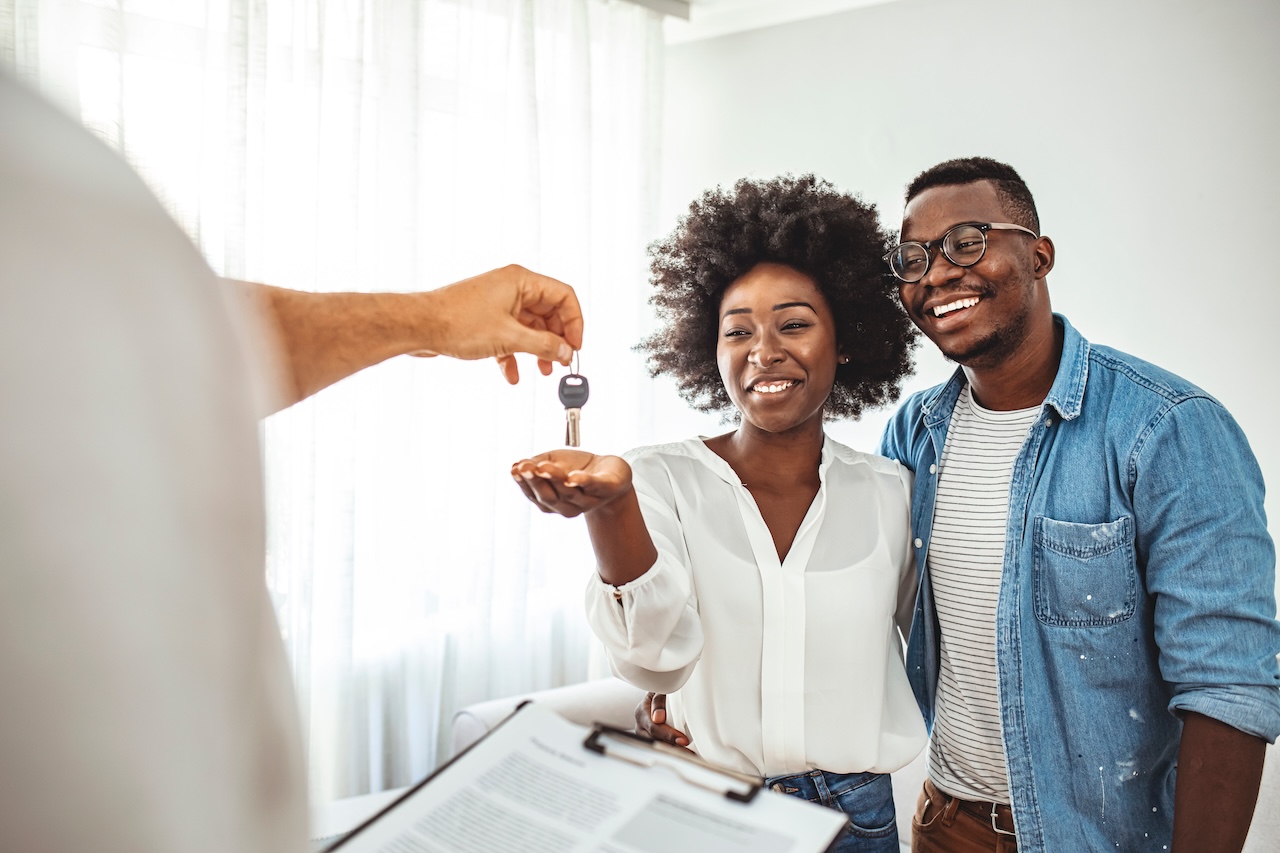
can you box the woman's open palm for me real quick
[511,450,632,517]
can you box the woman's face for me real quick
[716,262,841,435]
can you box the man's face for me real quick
[897,181,1044,369]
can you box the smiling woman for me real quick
[510,175,925,852]
[643,174,917,419]
[715,262,843,441]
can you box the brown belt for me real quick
[924,778,1016,836]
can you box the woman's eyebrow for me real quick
[716,302,814,322]
[721,301,816,319]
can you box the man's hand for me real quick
[511,450,632,518]
[412,265,584,384]
[634,693,690,749]
[240,264,584,410]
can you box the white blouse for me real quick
[585,436,927,778]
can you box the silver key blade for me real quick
[565,407,582,447]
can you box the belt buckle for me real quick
[991,803,1015,836]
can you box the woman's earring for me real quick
[838,356,849,365]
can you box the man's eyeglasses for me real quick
[884,222,1038,284]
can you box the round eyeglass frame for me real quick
[883,222,1038,284]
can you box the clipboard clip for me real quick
[583,723,763,803]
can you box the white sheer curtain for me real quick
[2,0,666,802]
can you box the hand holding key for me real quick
[510,450,632,519]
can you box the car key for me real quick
[558,371,589,447]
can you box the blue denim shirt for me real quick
[879,315,1280,852]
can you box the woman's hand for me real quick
[511,450,632,517]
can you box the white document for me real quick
[325,703,846,853]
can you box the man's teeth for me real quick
[933,296,980,317]
[753,380,797,394]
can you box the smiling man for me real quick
[879,157,1280,852]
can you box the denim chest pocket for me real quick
[1033,516,1136,627]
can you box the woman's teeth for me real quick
[753,380,797,394]
[934,296,980,317]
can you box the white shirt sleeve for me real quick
[894,463,918,647]
[584,451,703,694]
[218,279,291,419]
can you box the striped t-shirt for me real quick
[926,384,1040,804]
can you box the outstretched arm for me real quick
[511,450,658,585]
[237,264,584,412]
[513,450,701,694]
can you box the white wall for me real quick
[651,0,1280,533]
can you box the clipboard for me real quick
[318,701,849,853]
[319,699,539,851]
[582,722,763,803]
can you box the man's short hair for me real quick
[905,157,1040,235]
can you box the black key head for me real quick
[558,374,590,408]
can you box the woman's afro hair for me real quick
[638,174,917,420]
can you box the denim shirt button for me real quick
[929,464,937,474]
[914,537,923,548]
[1044,416,1054,427]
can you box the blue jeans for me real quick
[765,769,898,853]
